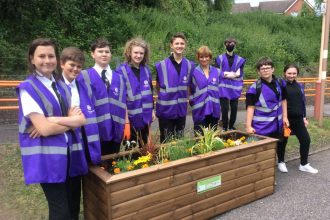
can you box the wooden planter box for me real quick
[83,131,278,220]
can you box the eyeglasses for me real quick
[259,67,272,71]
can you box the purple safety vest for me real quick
[117,63,153,129]
[73,79,101,165]
[155,57,194,119]
[17,75,87,184]
[78,68,126,143]
[246,80,284,135]
[189,65,221,123]
[216,54,246,100]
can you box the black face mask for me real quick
[226,44,235,52]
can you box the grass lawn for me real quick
[1,117,330,219]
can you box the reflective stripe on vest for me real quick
[21,146,67,156]
[191,96,219,110]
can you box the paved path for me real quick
[212,148,330,220]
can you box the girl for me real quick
[116,38,155,147]
[282,63,318,174]
[17,38,87,220]
[189,46,221,134]
[155,32,195,143]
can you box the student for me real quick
[17,38,87,220]
[245,57,289,172]
[215,37,246,131]
[189,46,221,134]
[60,47,101,164]
[77,38,127,156]
[282,64,318,174]
[155,32,195,143]
[116,38,155,147]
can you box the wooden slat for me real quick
[110,148,275,205]
[113,167,274,220]
[110,159,274,218]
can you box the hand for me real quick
[303,118,309,127]
[68,106,82,116]
[27,125,41,138]
[246,126,255,134]
[283,117,290,128]
[224,71,235,79]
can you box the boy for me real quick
[215,37,246,131]
[245,57,289,173]
[77,38,127,155]
[155,32,195,143]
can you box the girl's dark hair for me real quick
[27,38,60,75]
[283,63,300,75]
[256,57,274,70]
[90,38,111,52]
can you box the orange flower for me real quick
[141,164,149,168]
[112,161,117,166]
[114,168,121,174]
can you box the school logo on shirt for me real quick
[144,80,149,88]
[86,105,95,114]
[183,76,187,83]
[212,77,217,84]
[113,87,119,96]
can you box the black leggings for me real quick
[220,98,238,130]
[283,117,310,165]
[158,116,186,143]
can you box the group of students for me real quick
[17,33,317,220]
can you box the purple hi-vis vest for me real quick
[216,54,246,100]
[73,80,101,165]
[155,57,194,119]
[246,79,284,135]
[78,68,126,143]
[189,66,221,123]
[117,63,153,129]
[17,75,87,184]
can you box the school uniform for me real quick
[78,64,127,155]
[246,77,287,163]
[215,53,246,130]
[116,63,153,146]
[17,73,88,220]
[189,65,221,134]
[155,54,194,142]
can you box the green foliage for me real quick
[192,126,224,154]
[158,137,195,162]
[0,2,322,79]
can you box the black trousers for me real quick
[220,98,238,130]
[194,115,219,136]
[158,116,186,143]
[283,116,310,165]
[101,140,121,155]
[40,175,82,220]
[267,131,285,163]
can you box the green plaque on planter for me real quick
[197,175,221,193]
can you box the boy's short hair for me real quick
[170,32,187,44]
[60,47,85,65]
[90,38,111,52]
[195,45,212,61]
[256,57,274,70]
[224,37,237,45]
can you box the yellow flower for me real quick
[163,159,169,163]
[127,165,134,171]
[114,168,121,174]
[141,164,149,168]
[243,142,248,144]
[240,136,246,141]
[224,143,229,148]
